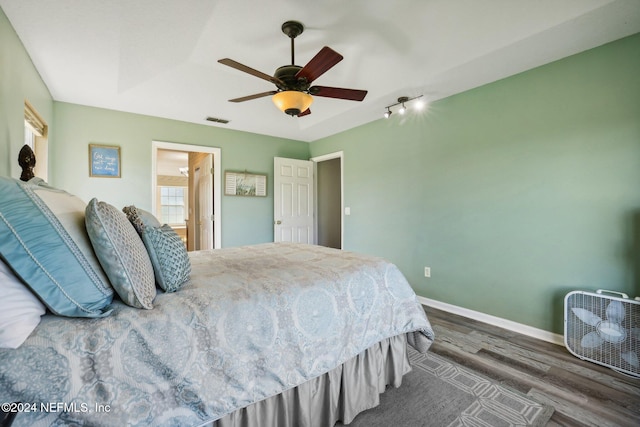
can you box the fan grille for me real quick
[564,291,639,377]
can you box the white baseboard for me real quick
[417,296,565,346]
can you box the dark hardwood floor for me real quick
[424,306,640,427]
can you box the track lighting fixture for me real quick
[383,95,424,118]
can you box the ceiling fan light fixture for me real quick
[272,91,313,116]
[220,21,366,118]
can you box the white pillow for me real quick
[0,259,46,348]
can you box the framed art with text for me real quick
[89,144,121,178]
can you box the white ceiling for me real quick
[2,0,639,142]
[157,149,187,176]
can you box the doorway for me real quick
[312,151,343,249]
[152,141,222,250]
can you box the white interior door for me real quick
[195,154,214,250]
[274,157,314,243]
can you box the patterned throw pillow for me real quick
[85,198,156,309]
[122,205,161,235]
[142,225,191,292]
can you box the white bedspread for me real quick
[0,243,434,427]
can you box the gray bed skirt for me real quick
[205,334,410,427]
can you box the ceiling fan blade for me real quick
[218,58,285,86]
[295,47,343,83]
[298,108,311,117]
[310,86,368,101]
[229,91,277,103]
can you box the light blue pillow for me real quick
[0,177,113,317]
[85,198,156,309]
[142,225,191,292]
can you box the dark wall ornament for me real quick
[18,144,36,182]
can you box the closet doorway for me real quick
[312,151,343,249]
[152,141,221,250]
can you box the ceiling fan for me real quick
[218,20,368,117]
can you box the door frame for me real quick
[151,141,222,249]
[310,151,344,249]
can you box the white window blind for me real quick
[24,101,46,137]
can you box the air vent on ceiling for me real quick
[206,116,229,124]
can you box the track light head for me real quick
[398,97,409,114]
[384,108,392,119]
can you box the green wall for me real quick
[310,33,640,334]
[3,5,639,334]
[51,103,309,247]
[0,7,52,178]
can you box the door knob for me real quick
[275,220,282,225]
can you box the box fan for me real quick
[564,290,640,378]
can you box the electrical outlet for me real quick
[424,267,431,278]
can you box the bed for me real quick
[0,151,434,427]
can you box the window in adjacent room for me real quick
[160,186,187,226]
[24,100,48,180]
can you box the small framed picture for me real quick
[89,144,121,178]
[224,171,267,197]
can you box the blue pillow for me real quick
[0,177,113,317]
[142,225,191,292]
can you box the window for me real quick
[160,186,187,225]
[24,100,48,180]
[24,100,46,144]
[24,123,35,148]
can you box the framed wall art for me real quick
[224,170,267,197]
[89,144,121,178]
